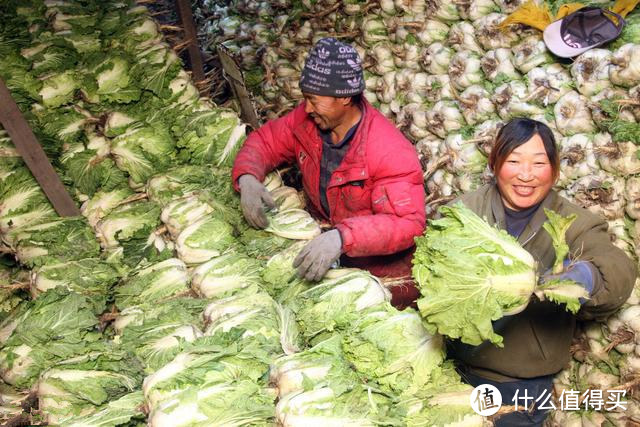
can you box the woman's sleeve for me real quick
[568,209,638,320]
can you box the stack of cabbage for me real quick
[197,0,640,423]
[0,1,491,425]
[0,0,243,424]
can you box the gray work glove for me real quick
[293,229,343,282]
[238,174,276,229]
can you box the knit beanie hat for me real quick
[299,38,365,97]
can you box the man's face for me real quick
[302,93,348,131]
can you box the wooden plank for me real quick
[174,0,205,83]
[217,48,244,83]
[216,44,261,130]
[0,78,80,217]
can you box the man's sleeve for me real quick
[335,137,426,257]
[231,105,301,191]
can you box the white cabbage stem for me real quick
[607,305,640,356]
[444,133,487,174]
[512,35,551,73]
[380,0,397,15]
[447,21,483,54]
[371,42,396,75]
[343,0,371,15]
[454,172,483,193]
[219,16,241,38]
[547,410,583,426]
[605,218,636,257]
[364,91,378,105]
[580,364,620,397]
[397,67,416,89]
[474,13,519,50]
[415,134,443,168]
[363,16,388,46]
[563,172,626,220]
[239,45,258,67]
[409,110,432,140]
[376,70,397,104]
[250,23,270,45]
[470,119,503,155]
[618,303,640,333]
[421,42,453,75]
[423,74,455,103]
[467,0,499,20]
[395,0,427,14]
[274,60,298,79]
[448,50,483,90]
[571,49,612,97]
[554,91,596,136]
[626,85,640,121]
[457,85,496,125]
[629,221,640,264]
[556,134,598,187]
[405,72,430,103]
[624,278,640,306]
[620,355,640,378]
[425,100,464,138]
[416,19,450,44]
[427,169,455,198]
[610,43,640,88]
[526,63,572,106]
[494,0,528,13]
[590,88,637,125]
[282,78,303,101]
[625,177,640,219]
[394,42,421,70]
[492,80,544,120]
[389,100,403,115]
[481,48,519,82]
[396,102,419,129]
[593,133,640,176]
[364,71,379,91]
[583,322,610,362]
[427,0,460,22]
[377,102,393,118]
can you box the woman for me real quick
[448,118,636,426]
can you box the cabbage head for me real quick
[343,305,445,395]
[414,203,537,346]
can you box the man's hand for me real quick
[293,229,343,281]
[238,174,276,229]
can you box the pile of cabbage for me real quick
[0,1,489,425]
[197,0,640,423]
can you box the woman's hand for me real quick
[540,260,596,303]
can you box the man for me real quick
[232,38,425,309]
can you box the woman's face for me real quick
[496,133,555,211]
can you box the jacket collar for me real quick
[490,183,557,245]
[293,98,374,184]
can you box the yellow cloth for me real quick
[611,0,640,17]
[500,0,639,32]
[498,0,553,31]
[555,3,586,18]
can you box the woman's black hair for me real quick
[489,118,560,180]
[350,93,363,106]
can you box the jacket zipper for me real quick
[521,229,539,246]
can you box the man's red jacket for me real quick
[232,99,426,281]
